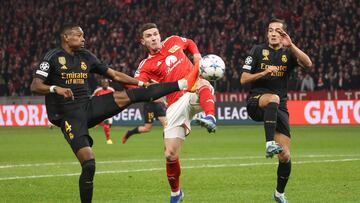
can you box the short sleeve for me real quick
[242,45,259,73]
[88,51,108,75]
[33,60,51,80]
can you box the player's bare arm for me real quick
[193,53,202,64]
[30,78,74,100]
[105,68,148,87]
[276,28,312,68]
[240,66,278,85]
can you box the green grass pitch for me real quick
[0,125,359,202]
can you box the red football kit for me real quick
[93,87,115,96]
[134,35,200,106]
[133,35,216,194]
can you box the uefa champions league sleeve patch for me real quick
[242,56,253,70]
[36,61,50,77]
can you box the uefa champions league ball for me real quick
[200,54,226,81]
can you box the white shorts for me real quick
[104,117,113,125]
[164,92,202,140]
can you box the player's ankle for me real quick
[206,114,216,122]
[266,140,276,148]
[170,190,181,196]
[275,189,285,197]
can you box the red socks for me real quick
[102,123,111,140]
[166,159,181,192]
[198,85,215,116]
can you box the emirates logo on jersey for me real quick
[165,55,178,67]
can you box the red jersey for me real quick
[93,87,115,96]
[134,35,200,106]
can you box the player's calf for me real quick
[273,159,291,203]
[79,159,95,203]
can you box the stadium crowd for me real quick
[0,0,359,96]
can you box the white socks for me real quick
[266,141,276,148]
[171,190,181,196]
[275,189,285,197]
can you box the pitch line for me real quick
[0,154,359,169]
[0,158,359,181]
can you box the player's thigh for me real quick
[164,93,197,139]
[246,94,264,121]
[154,102,167,118]
[76,147,95,164]
[258,93,280,109]
[164,137,184,158]
[60,108,93,154]
[276,108,291,138]
[87,93,124,128]
[158,116,167,127]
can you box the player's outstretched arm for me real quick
[193,53,202,64]
[30,78,74,100]
[105,68,147,87]
[240,66,278,85]
[289,44,312,68]
[276,28,312,68]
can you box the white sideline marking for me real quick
[0,154,359,169]
[0,158,359,181]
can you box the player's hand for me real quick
[143,82,150,88]
[264,65,278,76]
[276,28,292,47]
[55,87,74,100]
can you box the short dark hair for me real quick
[139,23,158,37]
[268,18,287,31]
[59,23,80,40]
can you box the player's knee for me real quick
[81,159,96,177]
[113,91,131,107]
[198,79,214,94]
[144,125,152,132]
[164,149,178,161]
[279,151,291,163]
[268,94,280,104]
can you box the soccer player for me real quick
[92,79,115,144]
[240,18,312,203]
[122,100,167,144]
[135,23,216,203]
[30,23,199,203]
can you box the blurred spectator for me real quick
[301,73,315,91]
[343,71,353,90]
[0,0,359,96]
[325,66,337,91]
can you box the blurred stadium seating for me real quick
[0,0,359,96]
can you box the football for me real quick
[200,54,226,81]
